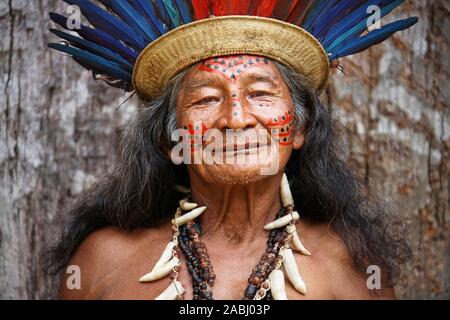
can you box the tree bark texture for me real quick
[0,0,448,299]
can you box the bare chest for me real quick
[95,249,334,300]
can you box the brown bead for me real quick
[244,284,257,299]
[177,207,289,300]
[251,276,261,285]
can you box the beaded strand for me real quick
[177,202,290,300]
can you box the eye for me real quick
[248,90,274,99]
[195,96,220,105]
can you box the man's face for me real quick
[174,55,305,184]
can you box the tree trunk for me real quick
[0,0,448,299]
[327,0,449,299]
[0,0,137,299]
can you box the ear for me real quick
[292,129,305,150]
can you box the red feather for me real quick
[248,0,263,16]
[288,0,299,16]
[211,0,227,16]
[286,0,314,25]
[192,0,210,19]
[256,0,276,17]
[227,0,251,15]
[273,0,299,20]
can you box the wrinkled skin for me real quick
[175,55,303,185]
[59,56,395,300]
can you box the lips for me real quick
[222,142,264,152]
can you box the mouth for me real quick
[222,141,270,152]
[206,142,271,157]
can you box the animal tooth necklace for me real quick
[139,173,311,300]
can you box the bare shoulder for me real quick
[299,219,395,300]
[58,224,171,299]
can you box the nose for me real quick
[216,93,257,131]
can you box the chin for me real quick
[206,162,277,185]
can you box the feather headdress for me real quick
[49,0,418,99]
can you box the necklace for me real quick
[138,173,311,300]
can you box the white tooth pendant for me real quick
[152,241,176,272]
[280,173,294,207]
[286,224,311,256]
[179,198,198,211]
[282,248,307,295]
[155,280,185,300]
[268,269,288,300]
[264,211,300,230]
[139,257,180,282]
[172,206,207,226]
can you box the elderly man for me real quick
[46,1,417,300]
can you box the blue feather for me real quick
[302,0,336,30]
[329,17,418,60]
[101,0,158,41]
[174,0,194,24]
[49,12,138,63]
[49,28,133,72]
[130,0,167,35]
[161,0,182,27]
[48,43,132,80]
[326,0,405,52]
[61,0,146,50]
[322,0,390,48]
[154,0,176,29]
[310,0,367,38]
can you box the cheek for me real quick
[180,121,210,152]
[177,107,210,133]
[264,109,295,146]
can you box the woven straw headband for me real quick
[133,16,330,100]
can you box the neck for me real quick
[188,171,283,246]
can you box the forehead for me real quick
[183,55,284,84]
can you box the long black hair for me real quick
[43,61,410,290]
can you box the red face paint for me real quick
[198,55,270,83]
[267,111,294,146]
[183,122,209,152]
